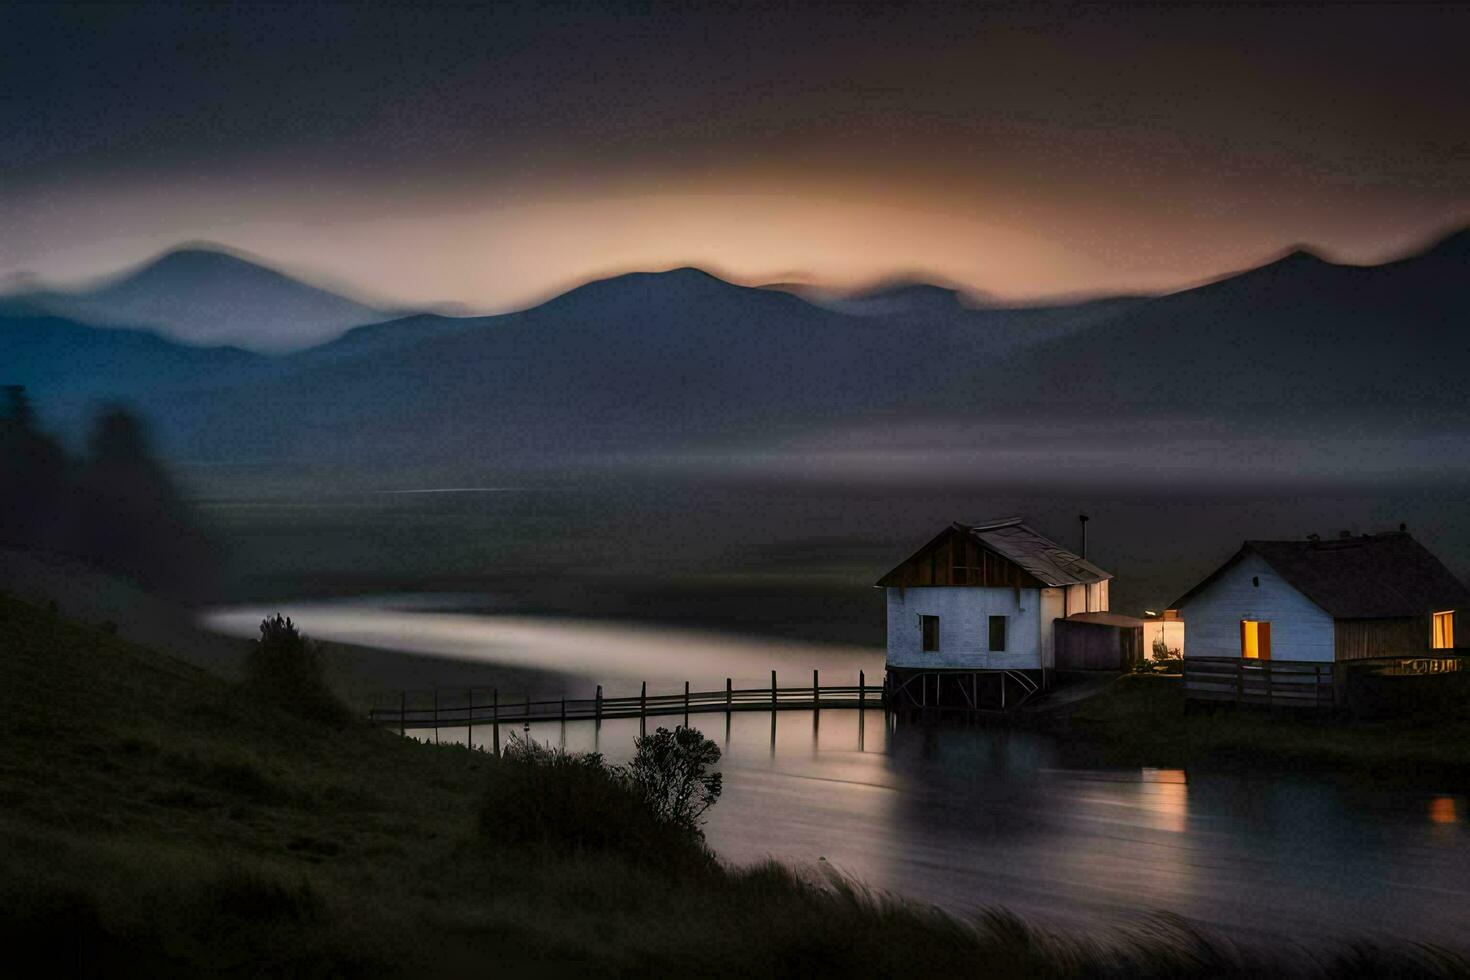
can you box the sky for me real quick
[3,1,1467,311]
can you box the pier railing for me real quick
[369,669,885,735]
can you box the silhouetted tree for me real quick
[246,614,346,723]
[69,406,213,595]
[0,385,70,550]
[621,726,723,838]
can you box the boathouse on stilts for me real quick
[878,517,1114,712]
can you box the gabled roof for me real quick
[1172,531,1470,619]
[966,518,1112,587]
[875,517,1111,588]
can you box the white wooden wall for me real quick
[1064,580,1109,615]
[1178,552,1335,662]
[1040,587,1065,669]
[886,586,1043,670]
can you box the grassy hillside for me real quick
[1,593,1464,977]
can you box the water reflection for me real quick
[403,707,1470,949]
[223,599,1470,951]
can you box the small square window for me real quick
[988,615,1007,652]
[920,615,940,651]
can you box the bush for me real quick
[245,615,346,723]
[479,727,722,869]
[624,725,722,839]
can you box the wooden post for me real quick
[813,668,819,710]
[771,670,777,711]
[684,680,690,726]
[560,696,566,722]
[725,677,732,714]
[859,670,866,706]
[595,684,603,724]
[492,688,500,757]
[399,690,406,737]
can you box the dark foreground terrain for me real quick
[1039,673,1470,786]
[2,592,1466,977]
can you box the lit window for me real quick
[1433,611,1455,650]
[921,615,940,651]
[1241,620,1271,660]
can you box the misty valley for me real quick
[4,8,1470,963]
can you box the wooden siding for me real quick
[877,527,1047,589]
[1179,553,1336,663]
[886,586,1043,670]
[1039,588,1064,669]
[1335,617,1431,661]
[1055,619,1142,671]
[1063,580,1109,615]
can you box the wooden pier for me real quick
[370,669,886,738]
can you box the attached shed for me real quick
[876,518,1113,709]
[1056,612,1145,671]
[1174,530,1470,710]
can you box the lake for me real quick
[205,595,1470,952]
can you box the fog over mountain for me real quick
[990,228,1470,418]
[3,227,1466,488]
[2,245,390,352]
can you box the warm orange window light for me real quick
[1433,611,1455,650]
[1240,620,1271,660]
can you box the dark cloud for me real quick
[3,1,1466,303]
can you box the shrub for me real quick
[245,615,346,723]
[623,725,722,839]
[479,728,721,869]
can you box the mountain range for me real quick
[3,246,390,351]
[3,228,1466,478]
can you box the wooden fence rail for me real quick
[1183,657,1337,709]
[369,670,887,734]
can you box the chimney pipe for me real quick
[1079,514,1090,559]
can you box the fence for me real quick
[1182,657,1337,709]
[369,669,887,737]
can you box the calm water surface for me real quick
[205,596,1470,950]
